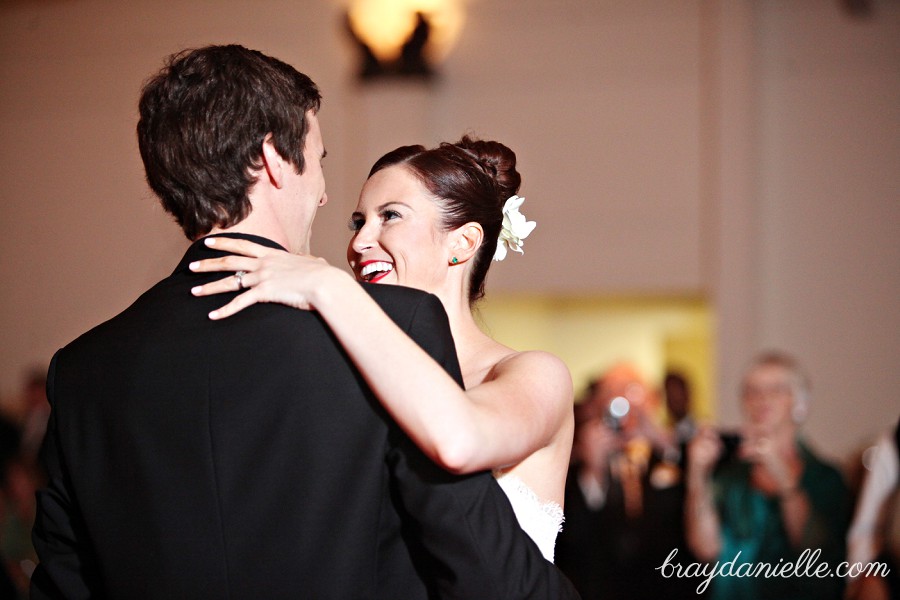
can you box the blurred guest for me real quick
[1,457,39,596]
[18,369,49,466]
[0,416,24,597]
[557,364,695,599]
[0,372,44,597]
[845,416,899,600]
[685,351,851,600]
[0,416,41,598]
[665,371,697,449]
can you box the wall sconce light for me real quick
[345,0,465,80]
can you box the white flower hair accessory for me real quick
[493,195,537,262]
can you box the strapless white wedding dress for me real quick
[493,471,564,562]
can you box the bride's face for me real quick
[347,165,451,293]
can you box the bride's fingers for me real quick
[204,236,273,258]
[189,255,258,274]
[207,291,258,320]
[191,271,255,296]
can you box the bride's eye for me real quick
[347,215,365,232]
[380,209,401,222]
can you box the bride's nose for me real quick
[350,223,376,254]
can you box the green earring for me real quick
[451,257,459,264]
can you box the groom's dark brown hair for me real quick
[137,44,321,240]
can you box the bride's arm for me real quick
[190,237,573,474]
[311,277,572,473]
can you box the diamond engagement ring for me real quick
[234,270,247,290]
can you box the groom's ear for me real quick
[260,133,285,189]
[450,223,484,264]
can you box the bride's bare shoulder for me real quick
[494,349,572,382]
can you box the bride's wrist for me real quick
[310,266,355,312]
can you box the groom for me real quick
[30,45,578,599]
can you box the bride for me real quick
[190,136,574,561]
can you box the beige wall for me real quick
[0,0,897,464]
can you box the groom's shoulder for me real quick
[360,282,447,321]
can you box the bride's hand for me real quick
[189,237,346,319]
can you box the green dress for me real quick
[709,440,851,600]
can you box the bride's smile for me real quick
[358,260,394,283]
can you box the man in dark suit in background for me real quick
[30,44,578,599]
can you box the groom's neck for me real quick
[206,209,306,255]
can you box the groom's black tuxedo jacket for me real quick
[31,234,579,600]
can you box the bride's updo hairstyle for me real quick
[368,135,521,304]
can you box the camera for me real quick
[604,396,631,432]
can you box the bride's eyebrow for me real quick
[350,201,411,219]
[377,201,411,211]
